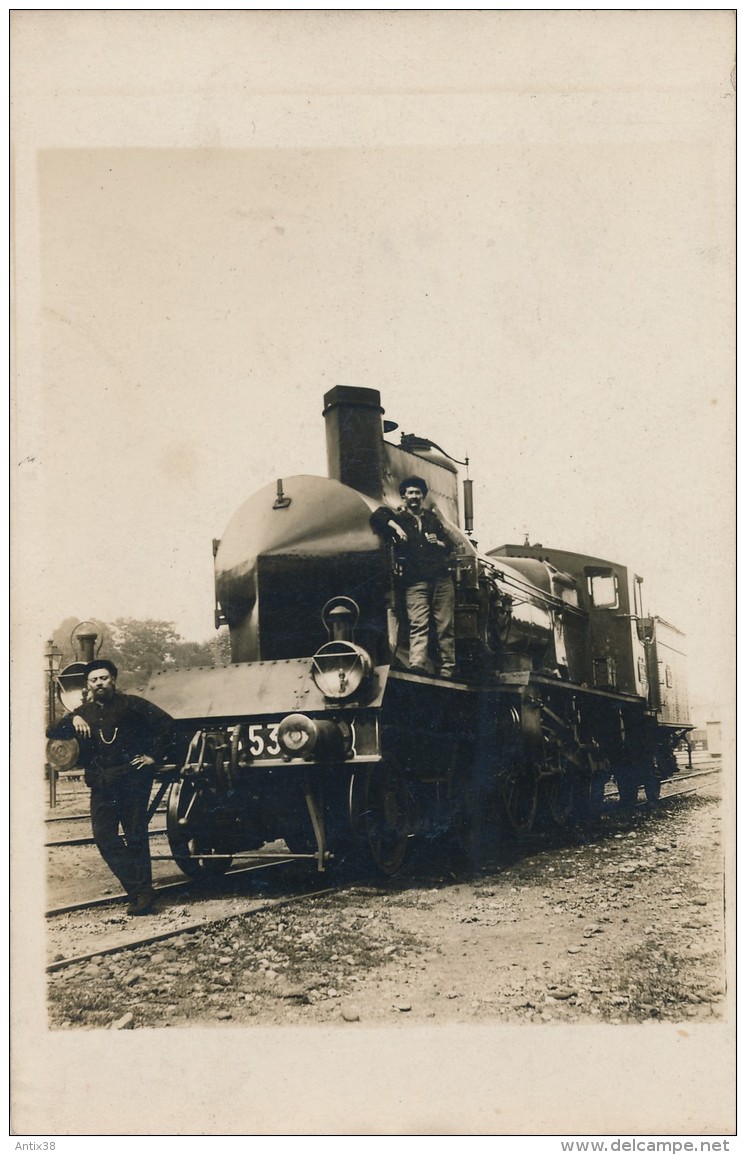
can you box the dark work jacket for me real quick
[370,505,453,586]
[47,691,174,779]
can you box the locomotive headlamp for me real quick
[277,713,348,761]
[46,738,79,772]
[311,641,372,700]
[311,596,373,700]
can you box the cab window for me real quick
[587,569,619,609]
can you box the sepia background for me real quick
[12,10,735,1138]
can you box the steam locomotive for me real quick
[140,386,691,876]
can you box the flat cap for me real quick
[84,658,118,679]
[399,476,428,498]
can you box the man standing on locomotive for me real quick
[371,476,456,678]
[46,658,174,915]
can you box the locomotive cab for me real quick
[489,544,651,697]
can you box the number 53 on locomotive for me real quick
[142,386,691,877]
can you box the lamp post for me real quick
[44,640,62,807]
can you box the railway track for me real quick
[45,827,168,849]
[46,881,339,974]
[46,762,721,974]
[610,763,722,805]
[660,764,723,794]
[45,802,168,845]
[45,852,301,917]
[45,868,339,974]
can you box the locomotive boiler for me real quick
[142,386,691,876]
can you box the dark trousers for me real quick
[89,769,154,899]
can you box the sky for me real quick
[14,10,735,724]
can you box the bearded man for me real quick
[47,658,174,914]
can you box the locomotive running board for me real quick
[389,670,473,690]
[141,659,390,721]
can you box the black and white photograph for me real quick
[11,9,735,1140]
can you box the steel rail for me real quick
[46,884,339,973]
[45,827,169,849]
[604,764,721,804]
[657,768,722,800]
[45,854,300,918]
[664,766,722,786]
[661,785,712,801]
[46,806,167,826]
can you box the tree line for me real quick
[50,617,232,689]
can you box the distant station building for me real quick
[684,720,722,756]
[705,720,722,756]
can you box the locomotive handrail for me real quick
[154,763,179,774]
[484,563,581,612]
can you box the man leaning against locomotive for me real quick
[47,659,174,916]
[46,480,454,914]
[370,475,456,679]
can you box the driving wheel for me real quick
[453,777,501,863]
[499,763,538,834]
[615,766,640,808]
[349,763,411,875]
[542,771,575,827]
[166,777,234,880]
[540,729,575,827]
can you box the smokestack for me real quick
[76,632,98,663]
[322,386,385,500]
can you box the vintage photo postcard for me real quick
[10,9,735,1139]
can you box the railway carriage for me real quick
[134,386,692,876]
